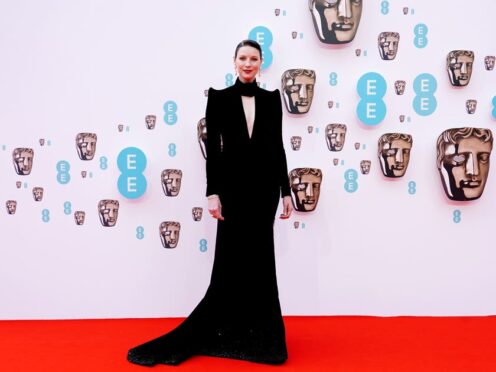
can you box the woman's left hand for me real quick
[280,196,293,219]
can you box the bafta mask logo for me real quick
[197,118,207,159]
[98,199,119,227]
[291,136,302,151]
[76,133,97,160]
[13,148,34,175]
[32,187,44,202]
[6,200,17,215]
[74,211,86,225]
[436,127,493,201]
[308,0,363,44]
[281,69,316,114]
[192,207,203,221]
[145,115,156,130]
[289,168,323,212]
[378,133,413,178]
[484,56,495,71]
[325,124,347,151]
[360,160,371,175]
[447,50,474,87]
[466,99,477,114]
[378,32,400,60]
[161,169,182,197]
[394,80,406,95]
[159,221,181,249]
[39,139,45,146]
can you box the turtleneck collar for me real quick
[233,77,258,97]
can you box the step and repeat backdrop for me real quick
[1,0,495,319]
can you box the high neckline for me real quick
[234,78,258,97]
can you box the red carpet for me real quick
[2,316,496,372]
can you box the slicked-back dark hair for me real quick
[234,39,262,59]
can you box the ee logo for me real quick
[163,100,178,125]
[136,226,145,240]
[117,147,147,199]
[344,169,358,193]
[453,210,461,224]
[414,24,429,49]
[408,181,417,195]
[380,1,389,15]
[248,26,273,70]
[329,72,338,86]
[199,239,208,252]
[56,160,71,185]
[225,73,234,87]
[356,72,387,126]
[413,73,437,116]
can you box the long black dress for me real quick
[127,78,291,366]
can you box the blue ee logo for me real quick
[414,23,429,49]
[117,147,147,199]
[356,72,387,126]
[163,100,178,125]
[56,160,71,185]
[413,73,437,116]
[344,169,358,193]
[248,26,273,70]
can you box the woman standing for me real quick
[127,39,293,366]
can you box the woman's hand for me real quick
[208,195,224,220]
[279,196,293,219]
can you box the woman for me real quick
[127,39,293,366]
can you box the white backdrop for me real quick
[0,0,495,320]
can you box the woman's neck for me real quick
[238,76,255,84]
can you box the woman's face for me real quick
[234,46,262,83]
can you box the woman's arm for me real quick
[205,88,224,220]
[273,89,291,198]
[205,88,223,197]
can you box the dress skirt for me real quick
[127,183,287,365]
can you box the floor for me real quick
[2,316,496,371]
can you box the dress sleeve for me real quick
[273,90,291,197]
[205,88,223,197]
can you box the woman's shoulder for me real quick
[258,86,281,98]
[208,85,236,96]
[259,87,281,104]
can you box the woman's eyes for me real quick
[238,56,259,62]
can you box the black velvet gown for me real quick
[127,78,291,366]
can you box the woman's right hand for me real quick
[208,195,224,220]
